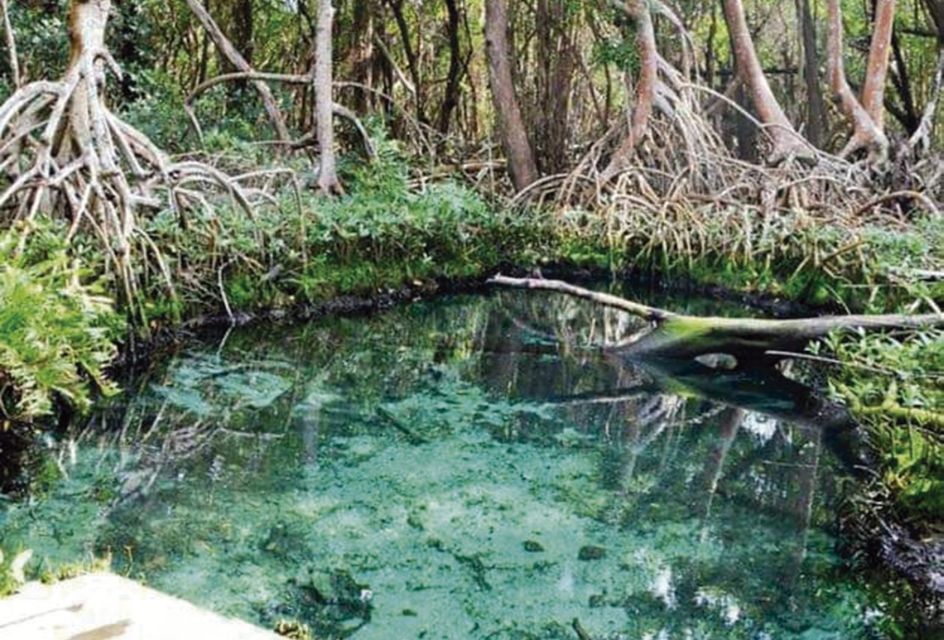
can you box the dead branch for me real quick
[489,276,944,360]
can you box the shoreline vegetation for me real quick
[0,0,942,634]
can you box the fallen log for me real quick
[489,276,944,361]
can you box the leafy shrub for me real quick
[133,130,551,319]
[0,229,120,420]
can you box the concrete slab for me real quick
[0,573,279,639]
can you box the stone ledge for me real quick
[0,573,279,639]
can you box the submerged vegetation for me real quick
[0,0,942,633]
[0,294,917,637]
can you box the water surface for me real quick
[0,288,886,638]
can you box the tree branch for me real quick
[489,276,944,360]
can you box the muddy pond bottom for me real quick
[0,289,887,638]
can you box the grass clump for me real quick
[0,227,121,422]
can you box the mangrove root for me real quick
[0,0,265,319]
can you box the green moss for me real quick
[825,330,944,523]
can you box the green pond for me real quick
[0,287,892,638]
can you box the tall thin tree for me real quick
[484,0,539,191]
[316,0,342,194]
[720,0,810,161]
[861,0,897,128]
[602,0,657,179]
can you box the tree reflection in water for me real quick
[0,289,879,639]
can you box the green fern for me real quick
[0,229,121,420]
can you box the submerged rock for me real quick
[299,569,372,613]
[259,521,310,562]
[577,545,607,561]
[281,568,373,637]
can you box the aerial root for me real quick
[0,55,284,326]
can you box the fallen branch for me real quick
[489,276,944,360]
[490,275,676,322]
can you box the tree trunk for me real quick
[342,0,374,113]
[602,0,657,179]
[826,0,889,157]
[385,0,426,125]
[315,0,342,195]
[861,0,897,128]
[720,0,810,162]
[65,0,112,166]
[533,0,575,174]
[484,0,539,192]
[184,0,290,143]
[796,0,826,148]
[217,0,253,85]
[438,0,464,135]
[889,28,920,134]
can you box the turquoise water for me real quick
[0,289,889,638]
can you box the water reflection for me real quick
[0,289,882,638]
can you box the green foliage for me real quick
[0,228,121,420]
[119,68,193,152]
[822,329,944,521]
[593,34,640,74]
[1,1,68,85]
[0,548,32,597]
[135,133,552,321]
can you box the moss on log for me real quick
[489,275,944,361]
